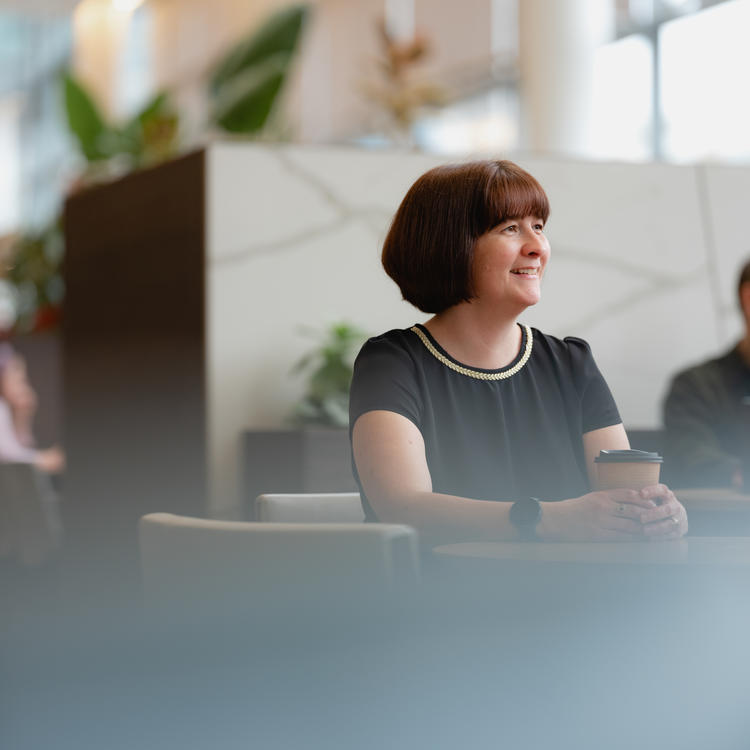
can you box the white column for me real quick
[72,0,137,120]
[385,0,416,41]
[518,0,615,157]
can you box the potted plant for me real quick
[242,322,369,518]
[290,322,369,428]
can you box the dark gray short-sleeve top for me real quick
[349,323,621,520]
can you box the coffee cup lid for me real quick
[594,449,663,463]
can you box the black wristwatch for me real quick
[509,497,542,540]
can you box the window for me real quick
[590,34,653,161]
[0,96,21,234]
[660,0,750,161]
[0,12,72,229]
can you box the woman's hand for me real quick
[637,484,688,541]
[35,445,65,475]
[538,487,684,542]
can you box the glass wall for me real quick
[0,12,72,230]
[660,0,750,161]
[415,0,749,163]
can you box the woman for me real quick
[349,160,687,543]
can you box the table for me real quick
[430,536,750,614]
[433,536,750,567]
[674,487,750,535]
[675,487,750,512]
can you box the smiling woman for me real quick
[349,159,688,545]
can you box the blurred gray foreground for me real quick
[3,552,750,750]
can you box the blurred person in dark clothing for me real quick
[663,260,750,489]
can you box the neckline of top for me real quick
[410,323,534,381]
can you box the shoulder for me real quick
[352,327,425,384]
[355,327,422,365]
[668,348,736,390]
[360,326,418,350]
[529,328,595,364]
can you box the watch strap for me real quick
[509,496,542,540]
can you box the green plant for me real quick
[63,78,180,178]
[291,322,369,428]
[62,4,310,173]
[208,4,310,134]
[17,4,310,336]
[0,219,64,334]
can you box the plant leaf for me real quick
[135,91,170,127]
[122,91,180,165]
[211,54,288,133]
[209,4,309,94]
[62,72,109,161]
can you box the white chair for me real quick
[255,492,365,523]
[0,462,62,566]
[138,513,419,610]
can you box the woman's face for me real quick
[470,215,550,313]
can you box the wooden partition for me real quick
[63,150,207,551]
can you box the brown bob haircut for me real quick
[382,160,550,313]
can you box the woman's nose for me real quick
[522,231,546,254]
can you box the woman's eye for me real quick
[502,225,518,233]
[534,224,545,232]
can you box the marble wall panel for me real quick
[206,144,749,510]
[526,255,650,336]
[702,164,750,346]
[281,145,442,214]
[519,157,706,277]
[208,211,427,508]
[207,145,343,263]
[580,280,717,427]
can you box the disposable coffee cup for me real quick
[594,449,663,491]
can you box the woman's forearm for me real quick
[372,489,522,542]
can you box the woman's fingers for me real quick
[604,484,688,540]
[610,501,650,521]
[602,489,657,509]
[639,501,678,525]
[640,492,688,539]
[643,509,687,540]
[639,483,674,505]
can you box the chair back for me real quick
[255,492,365,523]
[0,462,62,566]
[138,513,419,611]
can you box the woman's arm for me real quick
[353,411,659,543]
[353,410,519,541]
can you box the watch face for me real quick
[510,497,541,528]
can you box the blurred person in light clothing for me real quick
[0,342,64,474]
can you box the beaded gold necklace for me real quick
[410,324,533,381]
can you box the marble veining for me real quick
[206,144,750,510]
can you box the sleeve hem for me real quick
[349,407,421,434]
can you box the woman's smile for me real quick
[510,266,541,278]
